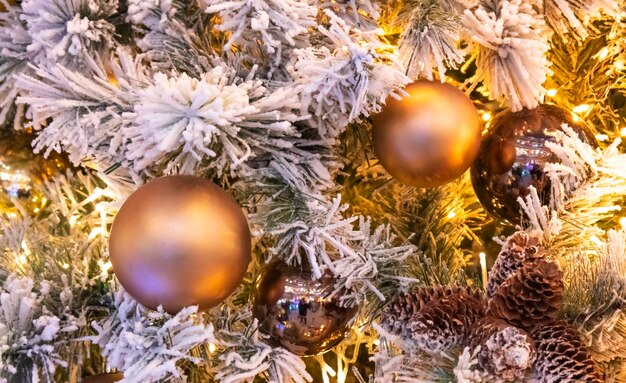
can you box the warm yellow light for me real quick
[208,343,217,353]
[479,252,487,290]
[546,89,557,97]
[481,112,491,122]
[88,227,104,240]
[621,128,626,137]
[21,240,31,255]
[33,208,40,213]
[620,217,626,229]
[598,47,610,60]
[447,210,457,219]
[17,254,27,265]
[591,235,603,246]
[596,134,609,142]
[62,263,70,269]
[572,113,581,122]
[69,215,78,227]
[573,104,591,114]
[616,60,624,71]
[100,261,112,273]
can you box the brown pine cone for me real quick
[488,259,564,329]
[488,232,545,297]
[410,291,485,353]
[530,321,602,383]
[468,317,535,381]
[381,285,479,337]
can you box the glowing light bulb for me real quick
[447,210,457,219]
[481,112,491,122]
[590,235,603,246]
[573,104,591,114]
[479,252,487,290]
[598,47,610,60]
[620,217,626,229]
[209,343,217,353]
[621,128,626,137]
[546,89,557,97]
[616,60,624,71]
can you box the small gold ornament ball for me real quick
[372,80,482,187]
[81,373,123,383]
[109,175,252,313]
[0,130,72,208]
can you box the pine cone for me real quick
[381,285,479,337]
[468,317,535,381]
[410,291,485,353]
[488,232,545,297]
[530,321,602,383]
[488,259,564,329]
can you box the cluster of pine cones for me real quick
[381,232,602,382]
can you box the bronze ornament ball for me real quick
[470,104,597,224]
[251,261,359,356]
[109,175,251,313]
[372,80,482,188]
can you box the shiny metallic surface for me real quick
[372,80,482,188]
[252,261,358,356]
[0,131,71,200]
[109,175,251,313]
[470,104,597,224]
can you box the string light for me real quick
[597,47,610,60]
[481,112,491,122]
[479,252,488,290]
[546,89,558,97]
[616,60,624,71]
[573,104,591,114]
[447,210,457,219]
[590,235,603,247]
[621,128,626,137]
[620,217,626,229]
[208,343,217,353]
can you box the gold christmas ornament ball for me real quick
[0,131,72,207]
[81,373,123,383]
[372,80,482,187]
[251,261,359,356]
[109,175,252,313]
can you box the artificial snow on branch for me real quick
[462,0,550,111]
[289,10,409,139]
[395,0,464,80]
[214,313,312,383]
[535,0,617,39]
[203,0,318,66]
[21,0,119,66]
[562,230,626,364]
[266,194,416,306]
[124,66,302,176]
[90,290,216,383]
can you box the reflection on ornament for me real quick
[470,104,597,224]
[0,167,32,198]
[0,131,72,211]
[251,261,358,356]
[109,175,251,313]
[372,80,482,187]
